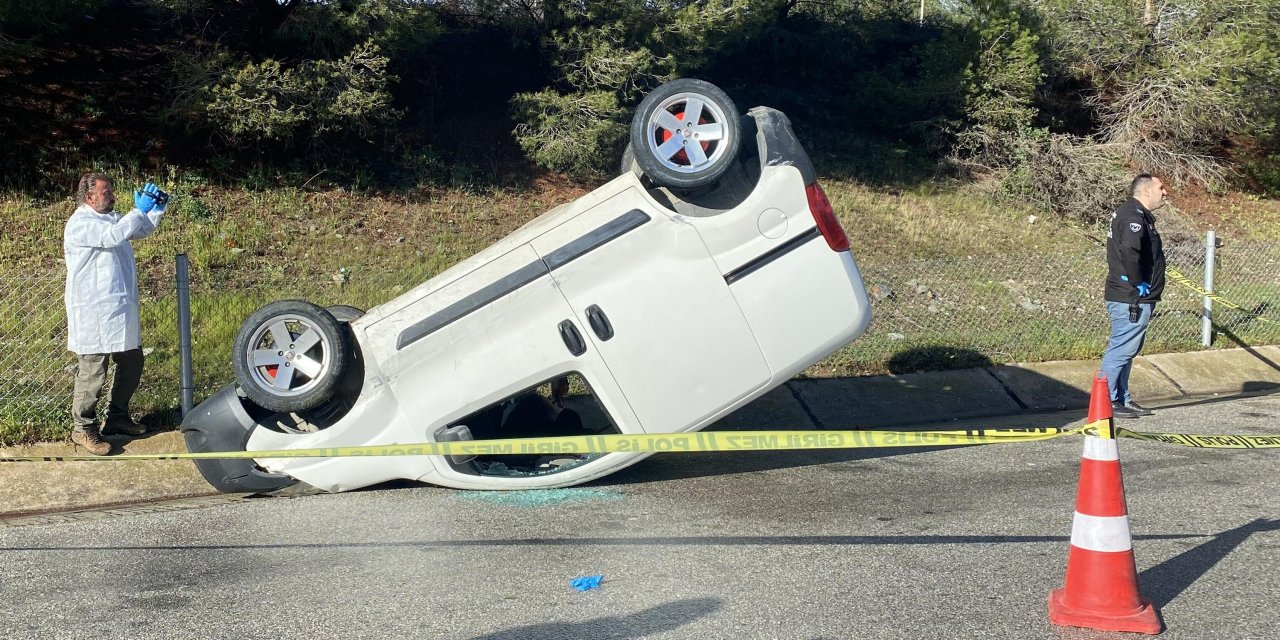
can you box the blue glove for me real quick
[1120,275,1151,298]
[133,182,158,214]
[144,182,171,209]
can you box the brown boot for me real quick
[102,418,146,437]
[71,426,112,456]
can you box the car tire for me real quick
[629,78,741,190]
[298,304,367,426]
[233,299,350,413]
[620,142,639,177]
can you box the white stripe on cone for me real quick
[1070,513,1133,552]
[1083,435,1119,461]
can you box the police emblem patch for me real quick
[1129,222,1142,233]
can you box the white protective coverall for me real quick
[63,203,164,354]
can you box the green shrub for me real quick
[205,39,400,146]
[511,90,627,178]
[506,1,769,176]
[1245,153,1280,196]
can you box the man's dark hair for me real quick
[76,172,112,203]
[1129,173,1155,197]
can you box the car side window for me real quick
[448,372,620,476]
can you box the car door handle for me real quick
[585,304,614,341]
[559,320,587,356]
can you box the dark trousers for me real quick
[71,348,144,429]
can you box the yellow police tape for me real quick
[1112,426,1280,449]
[1,420,1277,463]
[1167,268,1280,327]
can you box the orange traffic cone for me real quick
[1048,374,1162,634]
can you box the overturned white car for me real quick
[182,79,873,493]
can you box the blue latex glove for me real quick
[1120,275,1151,298]
[144,182,171,209]
[570,575,603,591]
[133,182,158,214]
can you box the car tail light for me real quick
[805,182,850,252]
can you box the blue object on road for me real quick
[571,575,603,591]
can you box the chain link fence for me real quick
[3,237,1278,441]
[835,240,1278,375]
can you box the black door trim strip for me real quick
[396,261,548,350]
[723,227,821,285]
[396,209,652,351]
[543,209,651,271]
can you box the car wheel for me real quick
[233,300,350,413]
[629,78,740,190]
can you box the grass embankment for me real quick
[0,171,589,443]
[2,168,1279,444]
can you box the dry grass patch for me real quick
[823,178,1082,263]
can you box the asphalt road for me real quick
[2,393,1277,639]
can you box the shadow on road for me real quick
[1134,384,1280,413]
[463,598,721,640]
[1139,518,1280,607]
[596,440,1049,487]
[596,342,1280,487]
[601,347,1087,486]
[1,531,1208,552]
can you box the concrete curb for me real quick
[0,432,215,518]
[3,347,1278,519]
[1143,346,1280,396]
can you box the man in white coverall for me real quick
[64,173,169,455]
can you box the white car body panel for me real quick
[225,107,873,492]
[528,187,771,432]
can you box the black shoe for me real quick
[1111,402,1144,419]
[102,419,147,437]
[1123,402,1154,417]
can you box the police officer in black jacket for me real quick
[1102,174,1167,418]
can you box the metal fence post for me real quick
[176,254,195,417]
[1202,230,1216,347]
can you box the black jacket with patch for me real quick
[1105,197,1165,303]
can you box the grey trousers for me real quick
[72,348,144,429]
